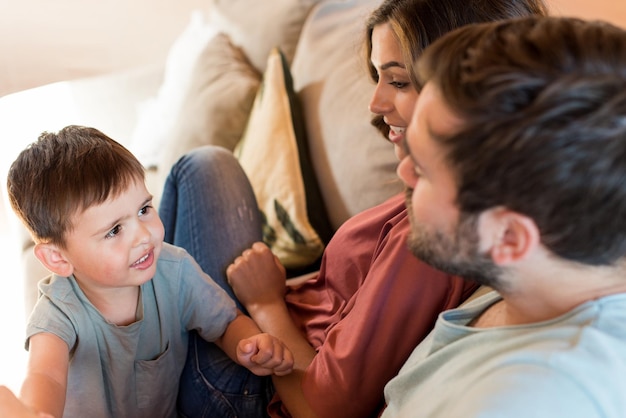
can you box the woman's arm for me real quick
[20,332,69,418]
[249,301,319,418]
[227,242,320,418]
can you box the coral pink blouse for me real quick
[269,193,479,417]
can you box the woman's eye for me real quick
[390,81,410,89]
[105,225,122,239]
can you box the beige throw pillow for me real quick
[235,48,333,270]
[156,32,262,181]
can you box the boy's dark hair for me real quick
[417,16,626,265]
[7,125,145,247]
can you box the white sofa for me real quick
[1,0,403,315]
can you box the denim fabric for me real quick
[159,146,273,416]
[177,331,274,418]
[159,145,263,308]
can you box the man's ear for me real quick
[34,243,74,277]
[480,208,540,265]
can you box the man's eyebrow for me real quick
[380,61,406,70]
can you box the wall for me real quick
[550,0,626,24]
[0,0,625,96]
[0,0,209,96]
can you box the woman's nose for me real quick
[369,83,393,115]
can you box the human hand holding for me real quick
[227,242,287,310]
[0,386,54,418]
[237,333,294,376]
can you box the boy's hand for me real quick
[0,386,53,418]
[237,333,294,376]
[227,242,287,310]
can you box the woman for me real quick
[160,1,548,417]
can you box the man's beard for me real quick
[405,189,504,289]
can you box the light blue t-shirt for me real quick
[382,291,626,418]
[26,243,237,418]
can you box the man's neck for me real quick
[471,260,626,328]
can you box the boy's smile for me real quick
[130,251,155,269]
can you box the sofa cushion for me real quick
[291,0,403,229]
[157,32,261,174]
[129,9,263,185]
[129,11,221,168]
[209,0,323,72]
[235,48,333,271]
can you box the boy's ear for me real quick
[34,243,74,277]
[479,208,540,265]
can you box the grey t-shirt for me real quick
[26,242,237,418]
[382,291,626,418]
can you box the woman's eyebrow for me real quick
[380,61,406,70]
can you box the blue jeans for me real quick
[159,146,274,417]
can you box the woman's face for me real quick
[369,22,419,160]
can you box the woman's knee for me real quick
[177,146,240,178]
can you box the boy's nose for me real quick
[134,223,151,246]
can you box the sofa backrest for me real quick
[291,0,402,228]
[131,0,401,231]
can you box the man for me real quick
[384,16,626,417]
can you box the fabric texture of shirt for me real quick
[382,291,626,418]
[26,242,237,418]
[269,193,479,417]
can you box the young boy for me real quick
[6,125,294,418]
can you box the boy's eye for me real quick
[139,205,153,216]
[105,225,122,239]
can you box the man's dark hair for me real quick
[418,16,626,265]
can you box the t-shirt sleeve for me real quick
[26,291,77,352]
[174,247,238,342]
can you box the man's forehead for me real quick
[408,84,459,147]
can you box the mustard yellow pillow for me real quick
[235,48,333,270]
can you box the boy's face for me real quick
[61,179,164,291]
